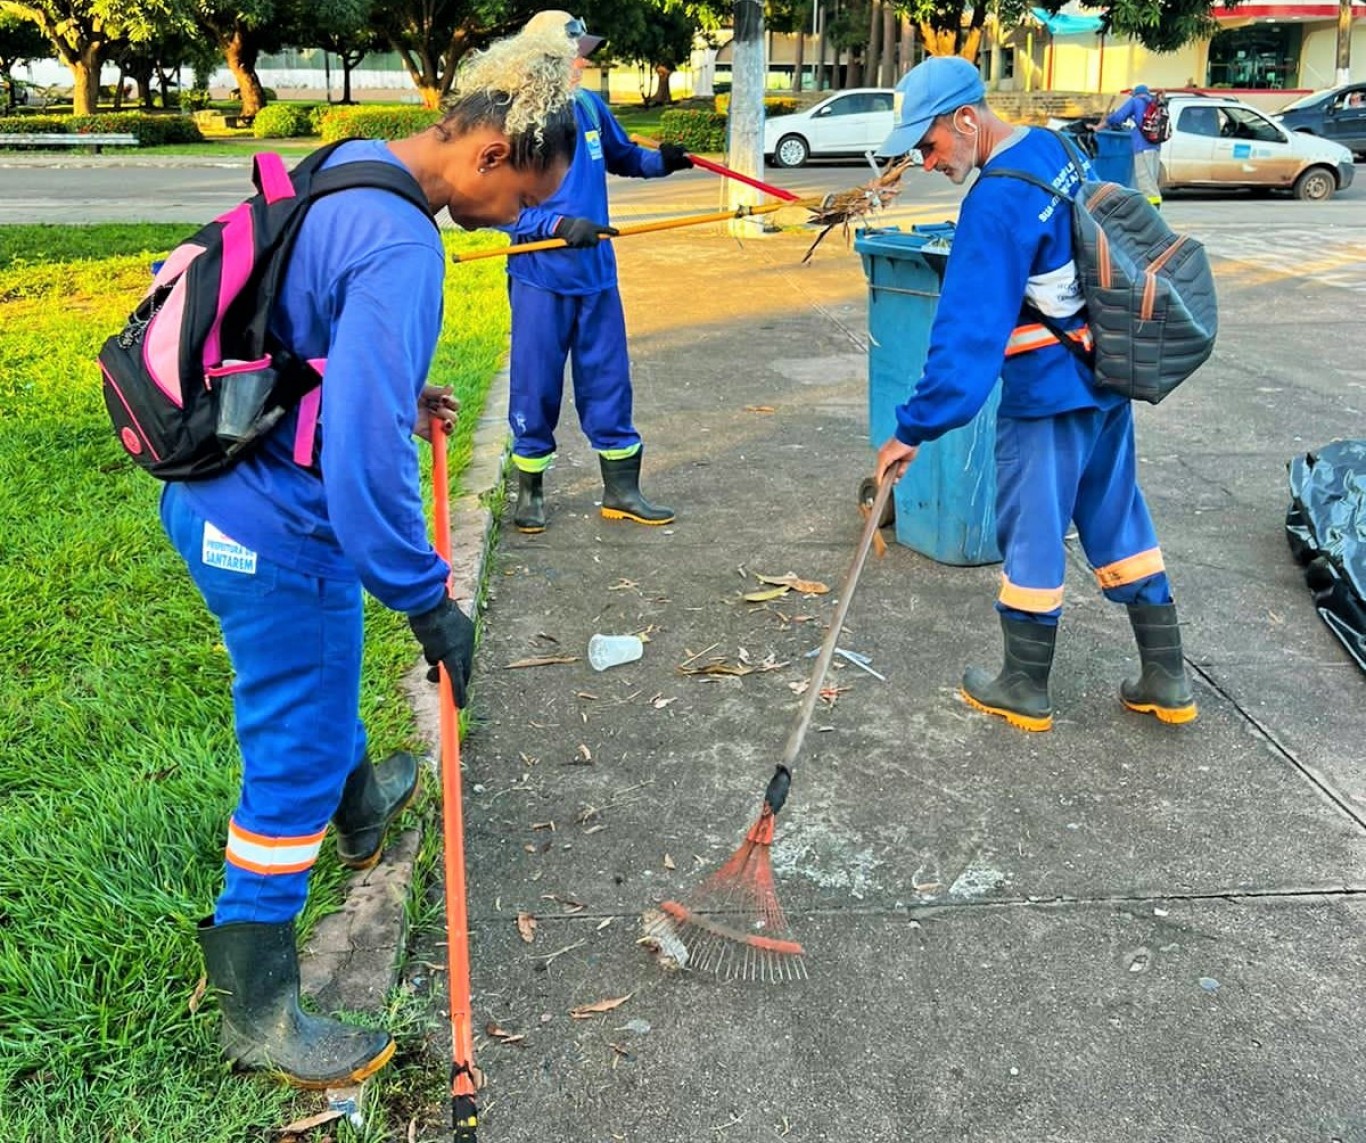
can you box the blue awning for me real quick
[1030,7,1105,34]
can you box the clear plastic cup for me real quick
[588,633,643,671]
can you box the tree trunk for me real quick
[1336,0,1352,86]
[793,18,806,91]
[867,0,882,86]
[882,5,897,83]
[728,0,766,237]
[69,41,102,116]
[341,50,366,104]
[650,64,675,105]
[223,29,266,118]
[847,47,862,88]
[815,1,828,89]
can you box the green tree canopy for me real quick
[0,0,188,113]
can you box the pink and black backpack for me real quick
[100,141,435,481]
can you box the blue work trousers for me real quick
[508,278,638,463]
[994,404,1172,626]
[161,484,367,925]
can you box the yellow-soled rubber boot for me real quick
[599,447,674,525]
[1120,603,1198,724]
[197,918,395,1089]
[960,616,1056,733]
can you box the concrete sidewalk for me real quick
[385,218,1366,1142]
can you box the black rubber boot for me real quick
[1120,603,1198,723]
[599,449,674,526]
[197,917,394,1089]
[332,752,420,870]
[512,468,545,534]
[960,616,1057,733]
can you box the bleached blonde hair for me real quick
[440,25,579,166]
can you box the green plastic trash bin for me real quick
[855,225,1001,567]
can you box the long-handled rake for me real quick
[644,475,896,982]
[429,418,480,1141]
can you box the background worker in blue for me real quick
[1104,83,1163,207]
[159,31,579,1088]
[873,56,1197,733]
[503,9,694,534]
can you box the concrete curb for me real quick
[299,363,511,1020]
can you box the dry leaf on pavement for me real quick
[757,572,830,594]
[516,913,536,943]
[569,994,632,1019]
[485,1022,527,1046]
[663,853,676,869]
[504,655,579,669]
[742,585,790,603]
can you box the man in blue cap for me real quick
[1104,84,1163,207]
[873,56,1196,732]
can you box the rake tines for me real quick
[643,793,807,983]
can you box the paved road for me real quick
[5,153,1365,292]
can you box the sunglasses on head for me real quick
[565,16,588,37]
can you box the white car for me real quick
[764,88,895,168]
[1160,93,1355,201]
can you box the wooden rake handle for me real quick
[628,133,803,202]
[776,474,895,777]
[450,199,817,264]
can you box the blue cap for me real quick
[878,56,986,158]
[1133,83,1150,95]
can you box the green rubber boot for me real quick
[599,448,674,525]
[197,918,394,1089]
[1120,603,1198,724]
[512,469,546,534]
[332,751,420,870]
[960,616,1057,733]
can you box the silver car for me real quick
[1161,94,1355,201]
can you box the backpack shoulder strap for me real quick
[306,161,437,229]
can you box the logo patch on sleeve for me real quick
[202,521,258,574]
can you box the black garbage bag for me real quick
[1286,439,1366,673]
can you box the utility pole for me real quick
[727,0,767,237]
[1336,0,1352,86]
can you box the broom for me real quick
[429,417,481,1141]
[644,474,896,981]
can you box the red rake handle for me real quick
[431,419,479,1139]
[629,133,802,202]
[776,474,895,780]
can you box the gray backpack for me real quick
[981,130,1217,404]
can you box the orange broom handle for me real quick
[629,133,803,202]
[449,199,816,263]
[431,418,479,1140]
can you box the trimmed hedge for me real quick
[69,113,204,144]
[658,108,727,152]
[0,113,203,145]
[252,102,320,139]
[319,106,442,143]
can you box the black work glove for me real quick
[658,142,694,172]
[409,597,475,708]
[553,215,619,248]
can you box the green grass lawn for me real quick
[0,223,512,1140]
